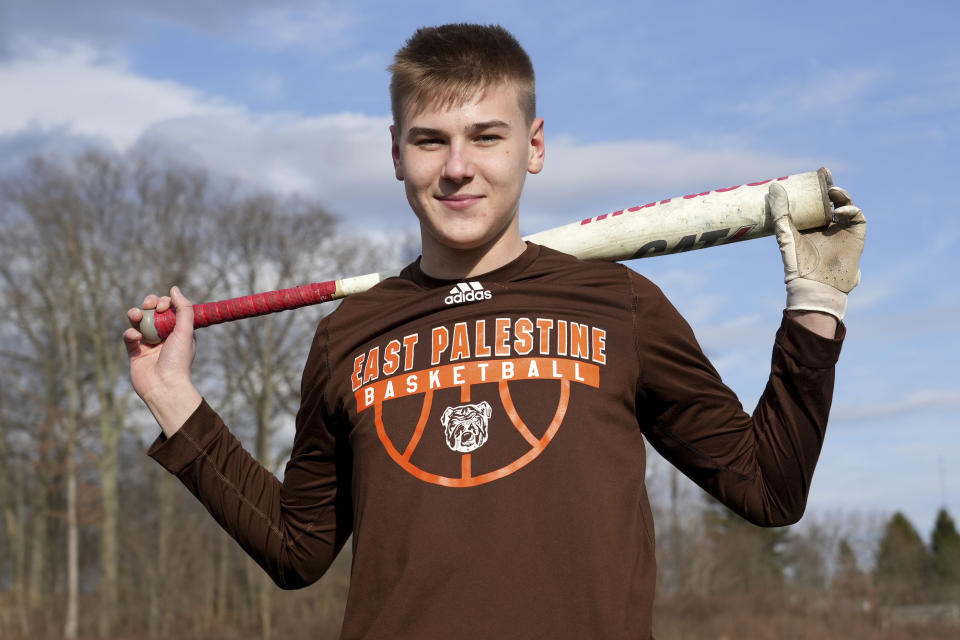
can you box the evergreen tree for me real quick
[931,508,960,596]
[874,511,929,605]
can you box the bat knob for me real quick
[139,309,162,345]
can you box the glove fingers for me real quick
[768,182,790,221]
[828,186,853,208]
[769,182,802,281]
[833,204,865,225]
[769,182,802,235]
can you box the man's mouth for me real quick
[436,194,484,210]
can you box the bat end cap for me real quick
[139,309,162,345]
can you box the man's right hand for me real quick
[769,170,867,321]
[124,286,202,438]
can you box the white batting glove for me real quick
[769,169,866,320]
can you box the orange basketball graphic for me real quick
[355,357,599,487]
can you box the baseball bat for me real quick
[139,167,833,343]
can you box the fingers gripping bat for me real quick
[138,168,833,343]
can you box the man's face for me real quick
[391,83,544,255]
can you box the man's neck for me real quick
[419,233,528,280]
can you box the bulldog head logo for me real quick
[440,401,492,453]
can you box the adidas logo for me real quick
[444,281,492,305]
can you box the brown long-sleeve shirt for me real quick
[148,243,844,639]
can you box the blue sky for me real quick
[2,0,958,539]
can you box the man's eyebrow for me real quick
[468,120,510,133]
[405,121,512,139]
[406,127,443,139]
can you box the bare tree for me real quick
[207,192,352,640]
[0,359,32,636]
[0,147,408,639]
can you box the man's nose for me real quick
[441,141,475,182]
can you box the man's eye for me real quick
[415,138,444,147]
[476,135,501,145]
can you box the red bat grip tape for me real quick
[152,281,338,340]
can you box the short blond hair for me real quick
[389,24,536,127]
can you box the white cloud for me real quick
[247,4,359,52]
[0,42,236,148]
[735,69,881,117]
[833,388,960,422]
[136,111,402,222]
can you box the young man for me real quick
[125,24,865,639]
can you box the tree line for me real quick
[647,460,960,638]
[0,150,404,639]
[0,150,956,639]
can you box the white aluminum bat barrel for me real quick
[525,168,832,261]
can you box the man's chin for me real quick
[425,227,498,253]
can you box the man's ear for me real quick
[390,124,404,181]
[527,117,545,175]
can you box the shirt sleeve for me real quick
[146,319,353,588]
[629,271,844,526]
